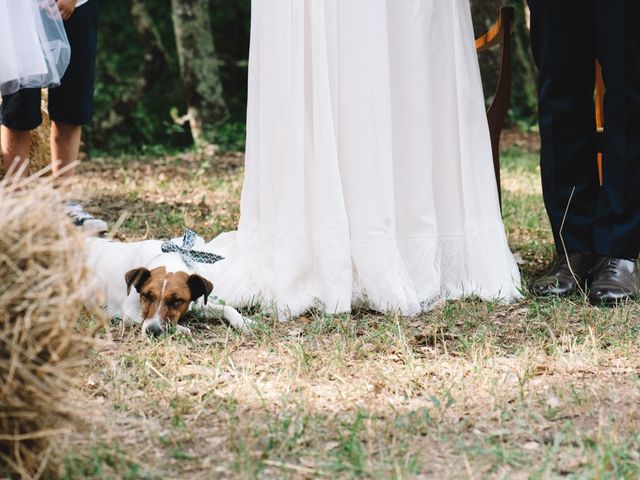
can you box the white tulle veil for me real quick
[0,0,71,96]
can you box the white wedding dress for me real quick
[0,0,70,96]
[204,0,522,317]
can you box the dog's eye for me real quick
[142,293,155,302]
[169,299,185,308]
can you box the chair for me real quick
[475,6,515,207]
[595,61,605,186]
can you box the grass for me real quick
[59,136,640,479]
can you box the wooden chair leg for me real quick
[595,60,605,186]
[485,7,515,209]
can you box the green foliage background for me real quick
[88,0,535,154]
[88,0,250,154]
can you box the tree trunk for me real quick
[171,0,227,147]
[96,0,170,142]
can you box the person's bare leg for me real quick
[50,120,82,184]
[51,120,107,232]
[1,125,31,179]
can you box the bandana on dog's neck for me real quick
[161,229,224,268]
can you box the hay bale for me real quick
[28,96,51,173]
[0,91,51,178]
[0,177,96,479]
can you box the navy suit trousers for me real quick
[529,0,640,258]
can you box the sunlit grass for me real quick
[60,143,640,479]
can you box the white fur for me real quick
[85,237,251,333]
[147,252,189,273]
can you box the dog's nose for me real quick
[145,323,165,337]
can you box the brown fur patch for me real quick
[138,267,192,327]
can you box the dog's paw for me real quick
[223,308,254,332]
[176,325,192,336]
[237,315,255,333]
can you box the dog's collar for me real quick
[161,229,224,268]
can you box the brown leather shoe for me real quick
[588,257,639,306]
[532,253,594,297]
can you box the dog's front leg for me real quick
[176,325,192,336]
[202,303,252,331]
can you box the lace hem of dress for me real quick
[204,229,522,319]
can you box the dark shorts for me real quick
[0,0,99,130]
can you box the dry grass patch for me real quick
[55,138,640,478]
[67,152,244,242]
[65,306,640,478]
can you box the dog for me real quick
[86,230,249,336]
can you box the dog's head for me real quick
[125,266,213,336]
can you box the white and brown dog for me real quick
[86,230,248,336]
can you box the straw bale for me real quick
[0,176,97,479]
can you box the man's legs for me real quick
[529,0,599,255]
[593,0,640,259]
[528,0,600,297]
[586,0,640,304]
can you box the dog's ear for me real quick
[125,268,151,295]
[187,274,213,305]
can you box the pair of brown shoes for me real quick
[532,252,639,305]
